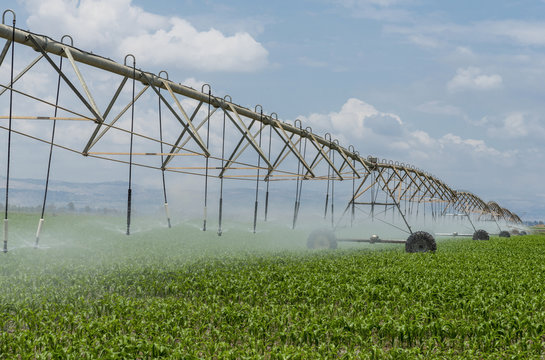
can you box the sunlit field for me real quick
[1,213,544,359]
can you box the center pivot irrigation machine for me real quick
[0,10,522,253]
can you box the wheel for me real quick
[405,231,436,253]
[472,229,489,240]
[307,229,337,249]
[520,231,527,236]
[499,230,511,238]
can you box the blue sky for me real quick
[3,0,545,220]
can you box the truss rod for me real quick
[0,24,376,169]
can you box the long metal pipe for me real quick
[0,24,452,178]
[0,24,371,165]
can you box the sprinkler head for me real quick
[370,234,380,243]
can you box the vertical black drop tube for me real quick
[3,14,15,253]
[330,150,335,229]
[351,158,355,227]
[202,89,211,231]
[264,123,272,221]
[35,48,64,247]
[158,75,171,228]
[126,56,135,236]
[252,110,263,233]
[218,100,227,236]
[292,140,302,230]
[324,160,330,220]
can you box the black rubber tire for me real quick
[307,229,337,249]
[405,231,436,253]
[499,230,511,238]
[520,231,527,236]
[472,229,489,240]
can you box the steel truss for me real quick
[0,18,521,251]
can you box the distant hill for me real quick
[0,176,162,212]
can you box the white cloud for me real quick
[482,20,545,47]
[415,101,464,116]
[296,97,522,189]
[387,20,545,51]
[485,112,545,140]
[407,34,440,48]
[488,112,527,138]
[439,133,503,157]
[22,0,268,72]
[447,67,502,92]
[300,98,402,143]
[455,46,474,56]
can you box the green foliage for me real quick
[1,214,544,358]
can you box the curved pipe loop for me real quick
[158,70,169,80]
[201,83,211,94]
[217,94,232,110]
[61,35,74,46]
[2,9,15,25]
[124,54,135,67]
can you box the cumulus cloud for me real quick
[487,113,528,139]
[22,0,268,72]
[300,98,402,142]
[439,134,503,157]
[298,97,516,178]
[447,67,503,92]
[485,112,545,141]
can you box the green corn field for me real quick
[1,213,544,359]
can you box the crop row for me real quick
[0,215,544,358]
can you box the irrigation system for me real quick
[0,10,523,253]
